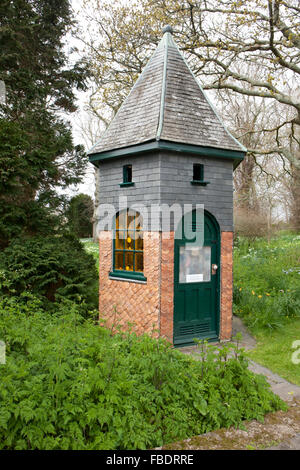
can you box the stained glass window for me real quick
[114,209,143,273]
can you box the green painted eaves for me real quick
[89,139,245,168]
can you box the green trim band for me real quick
[190,180,210,186]
[119,182,135,187]
[89,139,245,165]
[115,248,143,254]
[109,271,147,282]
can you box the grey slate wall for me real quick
[97,153,161,232]
[97,150,233,232]
[159,151,233,231]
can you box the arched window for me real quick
[111,209,145,281]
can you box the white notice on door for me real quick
[186,273,203,283]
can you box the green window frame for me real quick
[191,163,210,186]
[109,209,146,281]
[120,164,135,187]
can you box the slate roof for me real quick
[88,28,246,156]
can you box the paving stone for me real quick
[267,433,300,450]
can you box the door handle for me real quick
[212,264,218,274]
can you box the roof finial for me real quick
[162,25,173,35]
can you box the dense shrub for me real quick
[0,234,98,314]
[0,296,285,450]
[65,194,94,238]
[233,233,300,331]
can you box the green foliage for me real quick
[0,0,89,247]
[0,235,98,313]
[0,297,285,450]
[0,0,87,112]
[81,239,99,271]
[234,233,300,332]
[66,194,94,238]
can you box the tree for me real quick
[217,85,293,214]
[66,194,94,238]
[218,89,271,212]
[0,0,89,248]
[82,0,299,154]
[74,98,104,241]
[80,0,300,228]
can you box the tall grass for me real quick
[233,232,300,333]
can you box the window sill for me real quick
[109,271,147,283]
[119,182,135,187]
[190,180,210,186]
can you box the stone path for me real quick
[232,315,257,350]
[248,360,300,403]
[232,315,300,405]
[176,316,300,450]
[160,403,300,451]
[268,433,300,450]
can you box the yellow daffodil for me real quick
[266,293,270,296]
[239,287,242,291]
[258,295,262,298]
[251,290,255,295]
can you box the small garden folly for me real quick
[88,26,246,346]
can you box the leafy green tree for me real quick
[66,194,94,238]
[0,0,89,248]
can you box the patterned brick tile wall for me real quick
[160,233,174,343]
[98,230,233,344]
[220,231,233,340]
[98,231,160,336]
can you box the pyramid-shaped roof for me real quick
[88,27,246,156]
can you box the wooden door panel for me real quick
[174,210,220,346]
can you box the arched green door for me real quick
[173,210,220,346]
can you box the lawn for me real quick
[233,232,300,385]
[247,319,300,386]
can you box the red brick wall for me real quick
[220,231,233,340]
[98,231,160,336]
[98,230,233,343]
[160,233,174,343]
